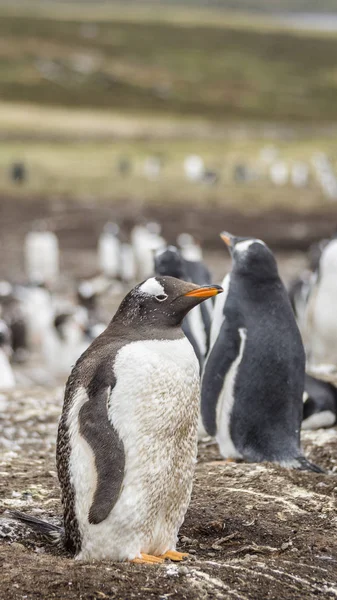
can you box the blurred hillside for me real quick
[0,0,337,229]
[5,0,336,13]
[1,3,337,121]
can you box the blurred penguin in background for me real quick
[97,222,121,279]
[154,245,212,369]
[302,237,337,371]
[0,319,15,390]
[24,222,59,285]
[0,281,28,363]
[177,233,203,262]
[17,283,53,352]
[131,221,165,280]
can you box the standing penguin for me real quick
[12,276,222,562]
[97,223,121,279]
[302,237,337,370]
[201,232,322,472]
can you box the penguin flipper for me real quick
[79,383,125,525]
[201,317,241,437]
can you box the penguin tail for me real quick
[293,456,325,474]
[9,511,64,545]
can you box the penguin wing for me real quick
[78,381,125,525]
[201,317,241,436]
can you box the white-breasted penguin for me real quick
[154,246,212,369]
[12,276,222,562]
[302,237,337,370]
[201,232,323,472]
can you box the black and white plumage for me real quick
[302,374,337,430]
[201,232,323,472]
[154,246,212,369]
[13,276,222,562]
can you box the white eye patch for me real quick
[139,277,165,296]
[235,239,265,254]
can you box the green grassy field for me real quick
[0,133,334,212]
[1,1,337,209]
[1,3,337,122]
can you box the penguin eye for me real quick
[155,294,168,302]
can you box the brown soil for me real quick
[1,194,337,599]
[1,386,337,600]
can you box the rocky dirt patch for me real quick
[1,386,337,600]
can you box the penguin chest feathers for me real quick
[111,336,200,441]
[70,336,200,561]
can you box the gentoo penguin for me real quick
[302,237,337,370]
[0,319,15,390]
[13,276,222,562]
[24,223,59,285]
[201,232,322,472]
[302,374,337,430]
[154,246,212,369]
[97,222,121,279]
[131,222,165,280]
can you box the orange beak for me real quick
[220,232,232,247]
[184,285,223,298]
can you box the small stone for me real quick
[281,541,292,551]
[11,542,26,552]
[180,536,193,544]
[179,566,189,575]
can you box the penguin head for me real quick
[113,276,223,328]
[220,232,278,281]
[154,246,188,280]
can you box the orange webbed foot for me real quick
[130,553,164,564]
[160,550,189,561]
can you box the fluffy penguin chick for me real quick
[13,276,222,563]
[201,233,323,472]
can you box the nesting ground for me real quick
[0,196,337,599]
[1,386,337,600]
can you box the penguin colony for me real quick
[5,222,337,562]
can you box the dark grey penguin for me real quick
[302,374,337,430]
[201,232,323,472]
[154,246,212,368]
[12,276,222,562]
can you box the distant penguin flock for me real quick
[3,219,337,563]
